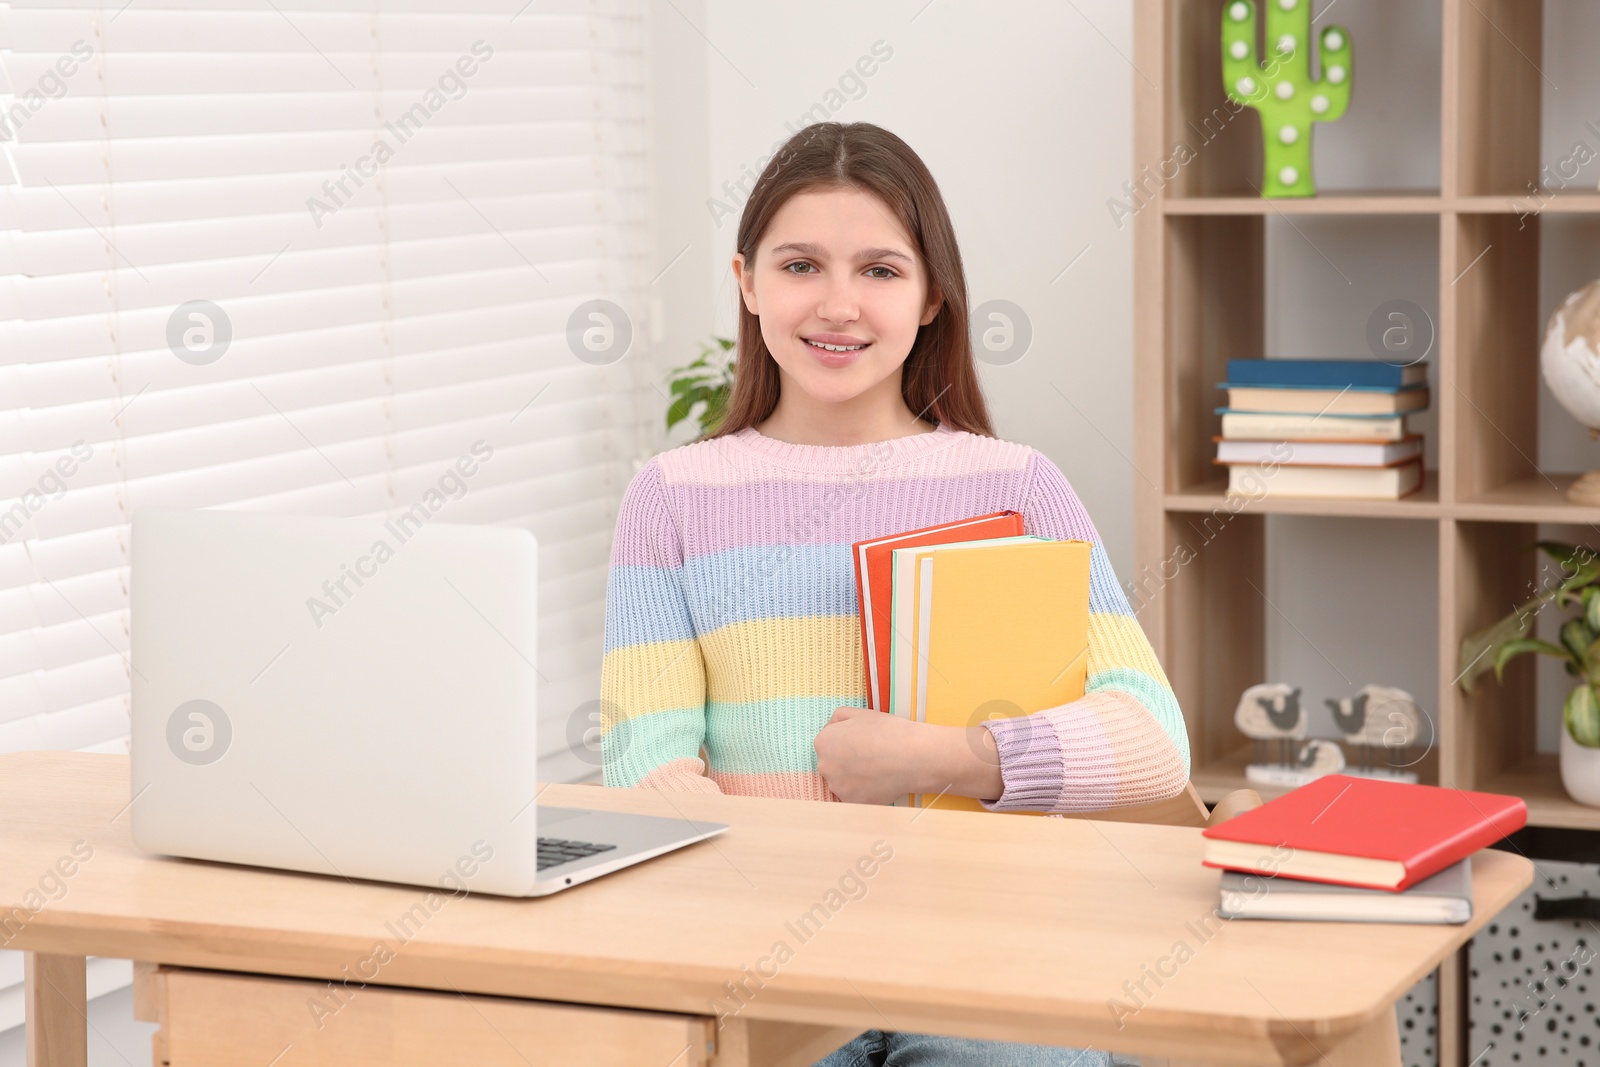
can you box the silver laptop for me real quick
[128,506,726,898]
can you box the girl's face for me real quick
[734,186,942,409]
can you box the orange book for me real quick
[851,511,1023,714]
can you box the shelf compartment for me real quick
[1449,213,1542,501]
[1160,0,1443,200]
[1165,192,1446,215]
[1165,214,1264,495]
[1142,509,1266,772]
[1479,755,1600,831]
[1193,744,1442,806]
[1167,193,1600,216]
[1166,477,1443,519]
[1455,474,1600,522]
[1198,748,1600,831]
[1442,520,1540,794]
[1167,474,1600,523]
[1451,0,1544,198]
[1456,193,1600,215]
[1167,210,1441,499]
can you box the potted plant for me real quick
[1458,541,1600,805]
[666,336,736,440]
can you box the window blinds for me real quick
[0,0,654,776]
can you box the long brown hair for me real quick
[702,122,994,442]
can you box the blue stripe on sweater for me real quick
[1087,542,1138,619]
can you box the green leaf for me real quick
[1459,589,1563,692]
[703,389,729,434]
[667,395,702,426]
[1563,618,1599,664]
[1458,541,1600,693]
[1568,685,1600,747]
[1493,637,1579,680]
[1586,586,1600,631]
[1537,540,1595,572]
[1539,541,1600,603]
[663,335,738,438]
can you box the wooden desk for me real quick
[1,752,1531,1067]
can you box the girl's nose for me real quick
[816,280,860,324]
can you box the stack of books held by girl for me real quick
[1214,358,1429,501]
[851,510,1090,814]
[1200,775,1526,924]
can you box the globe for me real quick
[1542,279,1600,504]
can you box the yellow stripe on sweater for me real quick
[699,615,865,705]
[1086,611,1172,684]
[600,639,706,719]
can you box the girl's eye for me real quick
[782,262,898,279]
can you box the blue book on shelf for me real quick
[1224,359,1428,389]
[1213,406,1406,418]
[1215,379,1429,394]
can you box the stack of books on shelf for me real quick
[1199,775,1526,924]
[851,511,1090,814]
[1214,359,1430,501]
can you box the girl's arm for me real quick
[964,451,1191,813]
[599,459,723,794]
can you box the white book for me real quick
[1220,412,1409,442]
[1215,436,1423,468]
[1226,461,1424,500]
[1218,859,1472,924]
[1224,385,1430,416]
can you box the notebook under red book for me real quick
[1200,774,1527,891]
[851,510,1024,714]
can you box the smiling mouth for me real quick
[803,339,870,353]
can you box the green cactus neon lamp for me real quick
[1221,0,1353,198]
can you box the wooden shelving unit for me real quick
[1133,4,1596,1063]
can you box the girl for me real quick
[600,121,1186,1067]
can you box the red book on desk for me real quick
[851,510,1024,713]
[1200,774,1526,891]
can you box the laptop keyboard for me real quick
[537,837,617,871]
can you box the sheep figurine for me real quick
[1234,683,1306,766]
[1325,684,1424,773]
[1291,738,1346,777]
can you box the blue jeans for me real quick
[809,1029,1121,1066]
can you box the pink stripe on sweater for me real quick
[708,768,840,801]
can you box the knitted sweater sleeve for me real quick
[976,451,1191,813]
[599,458,722,794]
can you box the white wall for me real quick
[649,0,1141,575]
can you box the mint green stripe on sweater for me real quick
[602,704,707,788]
[704,695,865,775]
[1085,666,1190,772]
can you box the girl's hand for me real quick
[813,706,1006,806]
[813,705,921,804]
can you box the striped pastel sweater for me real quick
[599,422,1191,812]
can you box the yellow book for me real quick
[887,536,1040,721]
[905,539,1091,813]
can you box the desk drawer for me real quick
[136,964,715,1067]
